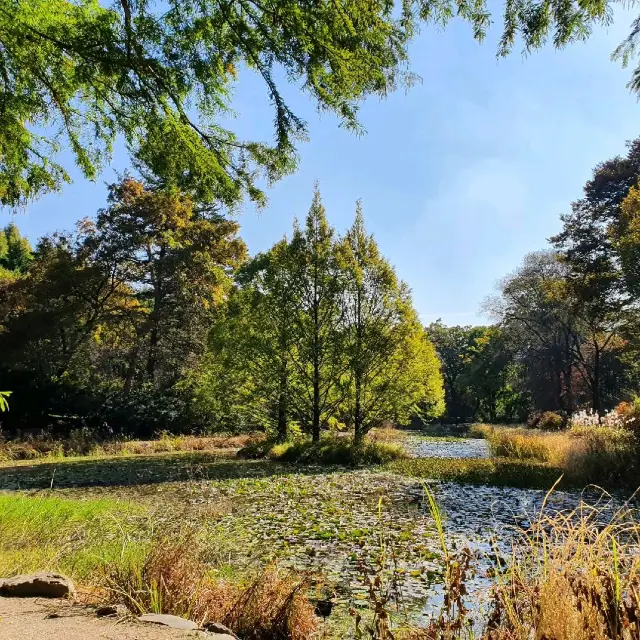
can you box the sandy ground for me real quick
[0,598,213,639]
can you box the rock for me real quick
[137,613,199,630]
[206,634,237,640]
[0,573,76,598]
[95,604,128,617]
[202,621,239,637]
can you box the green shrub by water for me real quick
[238,436,406,465]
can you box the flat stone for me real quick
[0,573,75,598]
[202,621,238,637]
[137,613,199,630]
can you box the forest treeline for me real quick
[430,138,640,424]
[0,181,444,440]
[3,136,640,436]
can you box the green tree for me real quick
[289,189,345,442]
[93,178,246,390]
[338,204,443,442]
[205,239,300,439]
[0,226,134,382]
[3,0,631,207]
[426,321,487,420]
[457,326,526,423]
[0,223,33,273]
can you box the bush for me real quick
[239,436,406,466]
[528,410,565,431]
[102,531,316,640]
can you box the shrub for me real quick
[267,438,406,465]
[102,532,316,640]
[528,410,565,430]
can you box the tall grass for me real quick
[0,432,265,461]
[0,493,147,580]
[102,530,317,640]
[481,425,640,488]
[486,493,640,639]
[0,493,316,639]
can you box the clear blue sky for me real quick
[7,8,640,326]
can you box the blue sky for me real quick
[7,8,640,326]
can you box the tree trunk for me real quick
[123,344,140,396]
[146,322,158,381]
[277,363,288,442]
[592,347,602,417]
[353,374,363,444]
[311,271,321,442]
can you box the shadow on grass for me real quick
[0,452,334,490]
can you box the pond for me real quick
[0,438,631,634]
[403,433,490,459]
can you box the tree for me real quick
[93,178,246,390]
[289,189,344,442]
[338,204,443,442]
[549,142,640,414]
[0,228,133,381]
[204,239,300,439]
[0,224,33,274]
[614,178,640,300]
[426,321,487,421]
[2,0,632,208]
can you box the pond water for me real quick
[403,433,490,459]
[393,433,629,622]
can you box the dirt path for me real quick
[0,598,211,639]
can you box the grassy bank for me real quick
[0,492,316,638]
[0,431,265,461]
[387,456,564,489]
[478,424,640,488]
[0,493,147,580]
[240,436,407,465]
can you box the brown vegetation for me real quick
[101,530,316,640]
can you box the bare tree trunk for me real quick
[277,362,288,442]
[353,375,363,444]
[123,344,140,396]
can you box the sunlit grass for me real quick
[478,424,640,488]
[0,493,148,580]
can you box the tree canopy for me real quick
[2,0,633,208]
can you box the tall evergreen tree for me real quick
[290,189,345,442]
[338,204,443,442]
[0,223,33,273]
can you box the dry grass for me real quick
[0,432,266,461]
[367,427,407,444]
[480,424,640,487]
[485,491,640,640]
[101,530,317,640]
